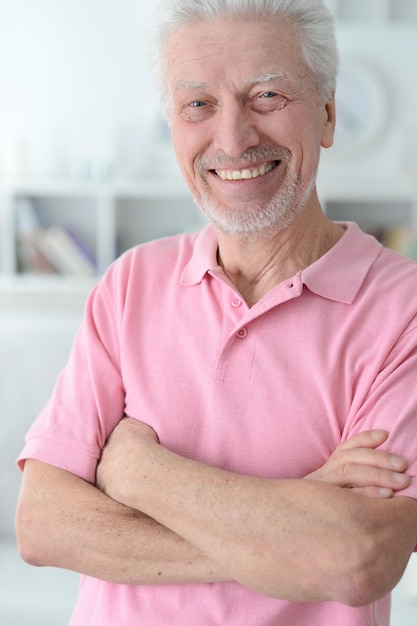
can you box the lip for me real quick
[208,160,282,185]
[212,160,280,181]
[202,160,288,208]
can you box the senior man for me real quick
[16,1,417,624]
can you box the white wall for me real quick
[0,0,161,180]
[0,310,82,537]
[1,1,417,186]
[320,25,417,187]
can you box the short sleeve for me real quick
[17,272,126,483]
[343,326,417,500]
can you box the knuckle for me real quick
[339,462,355,484]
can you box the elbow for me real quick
[336,571,393,609]
[261,526,407,606]
[330,535,408,608]
[343,571,408,609]
[231,538,405,606]
[334,571,382,608]
[15,499,50,567]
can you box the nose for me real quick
[212,99,260,158]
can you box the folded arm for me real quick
[16,424,415,604]
[94,419,417,605]
[16,458,228,585]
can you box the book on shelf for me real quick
[364,223,417,261]
[15,198,96,277]
[381,224,417,260]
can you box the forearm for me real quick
[105,439,415,605]
[16,459,229,585]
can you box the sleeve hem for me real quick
[16,436,99,484]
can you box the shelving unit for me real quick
[1,178,417,307]
[0,179,205,308]
[320,184,417,261]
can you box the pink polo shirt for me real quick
[18,222,417,625]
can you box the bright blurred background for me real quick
[1,1,417,624]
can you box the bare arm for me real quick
[16,459,228,585]
[16,426,412,593]
[96,419,417,606]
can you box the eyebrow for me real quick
[244,72,292,86]
[173,81,211,93]
[173,73,293,93]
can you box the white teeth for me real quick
[215,162,276,181]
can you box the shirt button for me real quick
[237,327,248,339]
[231,298,242,308]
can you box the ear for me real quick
[320,92,336,149]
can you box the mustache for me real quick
[195,146,292,174]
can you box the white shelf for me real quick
[0,274,96,311]
[0,178,204,304]
[2,178,190,198]
[1,178,417,306]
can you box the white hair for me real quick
[147,0,339,117]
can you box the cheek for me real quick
[171,124,200,172]
[266,115,314,164]
[172,126,217,191]
[170,135,192,180]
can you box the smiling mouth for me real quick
[213,161,280,181]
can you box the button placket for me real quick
[221,290,250,346]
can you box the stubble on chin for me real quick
[192,162,317,241]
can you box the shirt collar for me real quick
[300,222,382,303]
[181,221,382,304]
[180,225,219,286]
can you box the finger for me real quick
[338,464,410,491]
[340,430,388,451]
[350,486,394,499]
[338,447,408,472]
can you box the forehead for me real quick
[165,17,310,93]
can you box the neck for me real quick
[216,205,344,307]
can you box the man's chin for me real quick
[197,204,291,240]
[194,191,299,238]
[194,171,317,239]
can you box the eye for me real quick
[253,91,288,112]
[180,98,215,122]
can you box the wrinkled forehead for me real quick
[164,17,310,93]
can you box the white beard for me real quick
[192,148,317,241]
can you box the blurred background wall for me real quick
[0,0,160,182]
[1,2,417,624]
[0,0,417,185]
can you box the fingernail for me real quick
[393,472,409,484]
[390,455,405,470]
[378,488,393,497]
[371,430,386,439]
